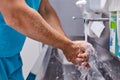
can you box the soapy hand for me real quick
[63,41,94,67]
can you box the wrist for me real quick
[60,39,74,52]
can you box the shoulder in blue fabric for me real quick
[25,0,41,11]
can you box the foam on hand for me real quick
[76,43,95,79]
[76,42,95,67]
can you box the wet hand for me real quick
[63,41,94,67]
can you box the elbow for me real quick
[1,0,27,28]
[2,10,24,33]
[3,12,20,28]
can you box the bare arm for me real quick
[39,0,66,36]
[0,0,91,67]
[0,0,71,50]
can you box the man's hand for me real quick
[62,41,94,67]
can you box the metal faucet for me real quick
[72,16,109,22]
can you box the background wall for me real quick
[49,0,84,37]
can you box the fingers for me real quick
[75,58,90,68]
[67,56,90,68]
[81,62,90,68]
[68,55,89,67]
[78,53,89,61]
[75,58,84,64]
[69,51,89,67]
[65,41,94,68]
[78,53,88,58]
[75,52,89,67]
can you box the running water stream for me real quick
[77,50,112,80]
[44,38,120,80]
[75,38,120,80]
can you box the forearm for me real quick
[39,2,66,36]
[40,11,65,36]
[1,1,72,50]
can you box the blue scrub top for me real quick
[0,0,41,57]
